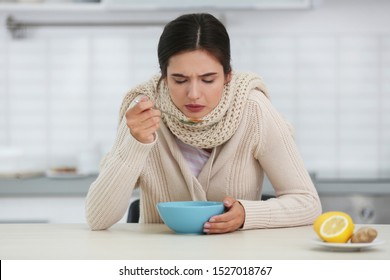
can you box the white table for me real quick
[0,223,388,260]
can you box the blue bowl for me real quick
[156,201,224,234]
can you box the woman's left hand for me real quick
[203,196,245,234]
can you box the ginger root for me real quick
[350,226,378,243]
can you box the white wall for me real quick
[0,0,389,179]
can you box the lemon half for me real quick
[313,211,354,243]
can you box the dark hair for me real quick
[157,13,231,86]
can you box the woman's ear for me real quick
[225,72,232,84]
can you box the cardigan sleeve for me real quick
[239,93,322,229]
[85,101,157,230]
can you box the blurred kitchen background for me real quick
[0,0,389,224]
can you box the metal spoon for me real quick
[132,99,203,125]
[158,109,204,125]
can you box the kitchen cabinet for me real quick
[316,178,390,224]
[320,194,390,224]
[263,176,390,224]
[0,0,312,12]
[0,196,88,223]
[0,176,139,223]
[105,0,313,10]
[0,0,313,38]
[0,1,166,39]
[1,176,389,224]
[0,176,92,223]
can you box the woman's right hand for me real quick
[125,96,161,143]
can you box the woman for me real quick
[85,13,321,233]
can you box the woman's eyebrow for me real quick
[200,72,218,77]
[171,73,187,78]
[170,72,218,78]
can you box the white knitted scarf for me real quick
[119,72,269,149]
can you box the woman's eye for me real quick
[203,79,214,84]
[174,79,186,84]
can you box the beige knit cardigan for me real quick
[85,77,322,231]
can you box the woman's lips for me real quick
[185,104,205,113]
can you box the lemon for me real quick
[313,211,354,243]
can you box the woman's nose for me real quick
[187,81,200,100]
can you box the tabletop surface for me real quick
[0,223,389,260]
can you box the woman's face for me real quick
[165,49,231,120]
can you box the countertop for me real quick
[0,223,388,260]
